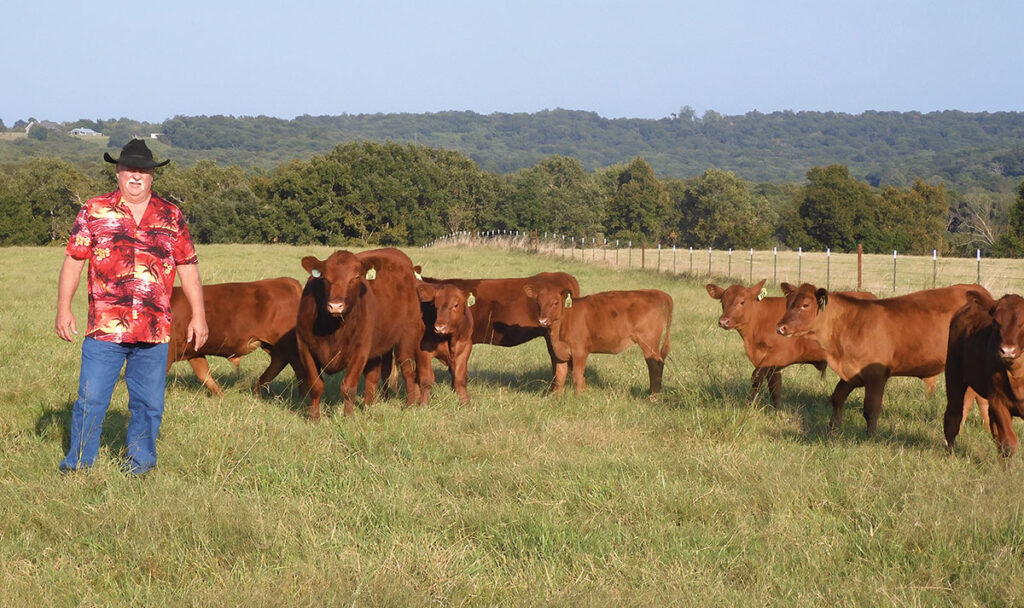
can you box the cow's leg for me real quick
[363,358,381,406]
[549,361,568,396]
[255,347,289,396]
[451,342,472,406]
[571,353,589,395]
[396,338,422,406]
[417,350,436,406]
[645,356,665,398]
[921,375,938,395]
[339,358,367,417]
[828,379,857,431]
[378,350,395,401]
[987,403,1018,463]
[296,341,325,422]
[861,372,889,438]
[188,356,224,397]
[228,356,243,371]
[750,367,779,406]
[767,368,782,406]
[943,374,969,450]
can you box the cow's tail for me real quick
[659,294,673,361]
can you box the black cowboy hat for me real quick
[103,138,170,168]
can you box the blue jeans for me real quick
[60,337,170,474]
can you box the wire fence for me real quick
[427,230,1024,296]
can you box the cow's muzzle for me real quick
[718,317,731,329]
[326,301,346,317]
[1000,344,1019,363]
[434,324,450,335]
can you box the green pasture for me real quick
[2,244,1023,606]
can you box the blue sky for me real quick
[3,0,1021,125]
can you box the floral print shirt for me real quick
[65,190,198,344]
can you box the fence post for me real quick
[893,250,898,293]
[628,241,632,268]
[933,249,937,288]
[728,248,732,278]
[641,243,646,270]
[689,247,693,274]
[977,249,981,283]
[798,247,802,284]
[773,247,777,286]
[826,248,831,290]
[673,245,677,274]
[749,248,753,284]
[857,243,863,291]
[616,240,620,265]
[657,243,661,272]
[708,247,712,276]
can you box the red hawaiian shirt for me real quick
[65,190,198,344]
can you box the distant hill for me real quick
[3,109,1024,193]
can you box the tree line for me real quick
[4,109,1024,197]
[4,140,1024,257]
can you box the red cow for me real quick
[705,280,904,406]
[776,282,989,436]
[944,291,1024,461]
[168,277,302,396]
[295,248,426,420]
[524,285,673,397]
[420,272,580,391]
[416,281,476,405]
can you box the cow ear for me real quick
[466,292,476,307]
[967,290,995,314]
[301,256,323,278]
[523,285,537,299]
[780,282,795,296]
[413,265,423,281]
[416,283,435,303]
[752,279,767,300]
[815,288,829,311]
[705,284,724,300]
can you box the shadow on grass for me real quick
[35,399,130,462]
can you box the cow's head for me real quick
[523,283,571,328]
[776,282,827,338]
[417,282,475,335]
[706,279,767,330]
[979,292,1024,368]
[301,251,375,318]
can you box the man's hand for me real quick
[55,309,78,341]
[187,316,208,349]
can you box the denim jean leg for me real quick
[60,338,126,470]
[123,342,169,474]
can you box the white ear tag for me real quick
[466,294,476,307]
[311,269,321,278]
[414,271,422,280]
[757,288,768,301]
[365,268,377,280]
[564,294,573,308]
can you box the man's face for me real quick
[116,164,154,203]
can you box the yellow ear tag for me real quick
[564,294,573,308]
[757,288,768,301]
[365,268,376,280]
[311,269,322,278]
[466,294,476,307]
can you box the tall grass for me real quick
[2,244,1022,607]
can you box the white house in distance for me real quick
[69,127,102,136]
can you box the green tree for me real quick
[792,164,875,252]
[993,180,1024,256]
[872,180,950,254]
[602,157,671,245]
[0,158,101,245]
[676,169,771,248]
[499,155,603,236]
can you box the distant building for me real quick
[69,128,102,136]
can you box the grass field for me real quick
[2,244,1023,606]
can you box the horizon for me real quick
[3,0,1021,127]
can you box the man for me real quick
[55,139,208,475]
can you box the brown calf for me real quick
[776,282,988,436]
[416,281,476,405]
[945,291,1024,461]
[524,285,673,397]
[295,248,426,420]
[421,272,580,391]
[169,277,302,396]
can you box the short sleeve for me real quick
[172,208,199,265]
[65,204,93,260]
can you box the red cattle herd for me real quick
[165,247,1019,463]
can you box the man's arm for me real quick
[55,255,86,341]
[176,263,208,349]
